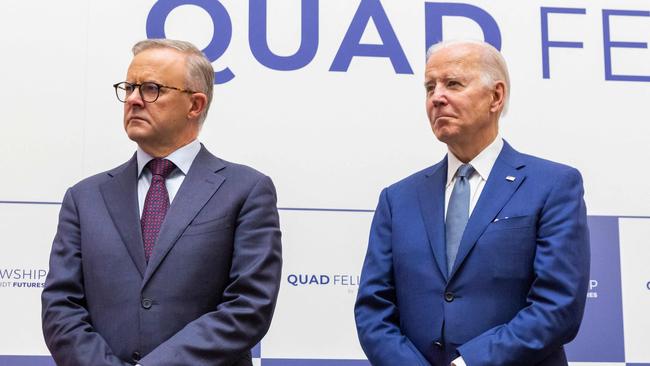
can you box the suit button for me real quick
[444,292,455,302]
[132,351,141,361]
[433,341,443,348]
[141,298,153,309]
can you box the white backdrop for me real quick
[1,1,649,365]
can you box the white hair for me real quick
[426,40,510,115]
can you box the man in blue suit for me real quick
[355,40,590,366]
[41,39,282,366]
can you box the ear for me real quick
[490,81,506,113]
[187,93,208,120]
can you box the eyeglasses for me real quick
[113,81,197,103]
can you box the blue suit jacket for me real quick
[355,141,590,366]
[42,146,282,366]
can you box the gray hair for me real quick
[426,40,510,115]
[133,39,214,125]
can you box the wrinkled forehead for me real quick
[126,48,187,83]
[425,45,483,78]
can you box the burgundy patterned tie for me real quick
[141,158,176,261]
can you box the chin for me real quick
[432,127,451,143]
[125,127,150,144]
[434,135,450,144]
[433,122,463,140]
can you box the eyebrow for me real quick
[424,75,465,86]
[126,77,165,84]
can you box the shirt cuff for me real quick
[451,355,466,366]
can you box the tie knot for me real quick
[148,158,175,178]
[456,164,475,179]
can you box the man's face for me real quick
[123,48,197,155]
[424,44,499,149]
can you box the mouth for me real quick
[434,115,455,124]
[127,116,149,124]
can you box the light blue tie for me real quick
[446,164,475,275]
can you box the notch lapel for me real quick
[449,142,526,278]
[100,154,147,277]
[142,147,226,286]
[417,158,449,280]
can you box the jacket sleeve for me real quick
[458,168,591,365]
[41,188,132,366]
[139,175,283,366]
[355,188,432,366]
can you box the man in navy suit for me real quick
[355,40,590,365]
[41,39,282,366]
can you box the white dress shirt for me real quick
[136,139,201,218]
[445,136,503,366]
[445,136,504,218]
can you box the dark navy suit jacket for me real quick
[42,146,282,366]
[355,141,590,366]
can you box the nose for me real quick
[430,88,447,108]
[125,86,145,107]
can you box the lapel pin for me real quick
[506,176,516,182]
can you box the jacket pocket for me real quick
[183,214,233,236]
[480,215,537,279]
[484,214,535,232]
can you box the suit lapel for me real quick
[449,141,526,278]
[142,146,226,286]
[100,154,147,277]
[417,158,449,280]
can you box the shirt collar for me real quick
[137,139,202,177]
[446,136,504,187]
